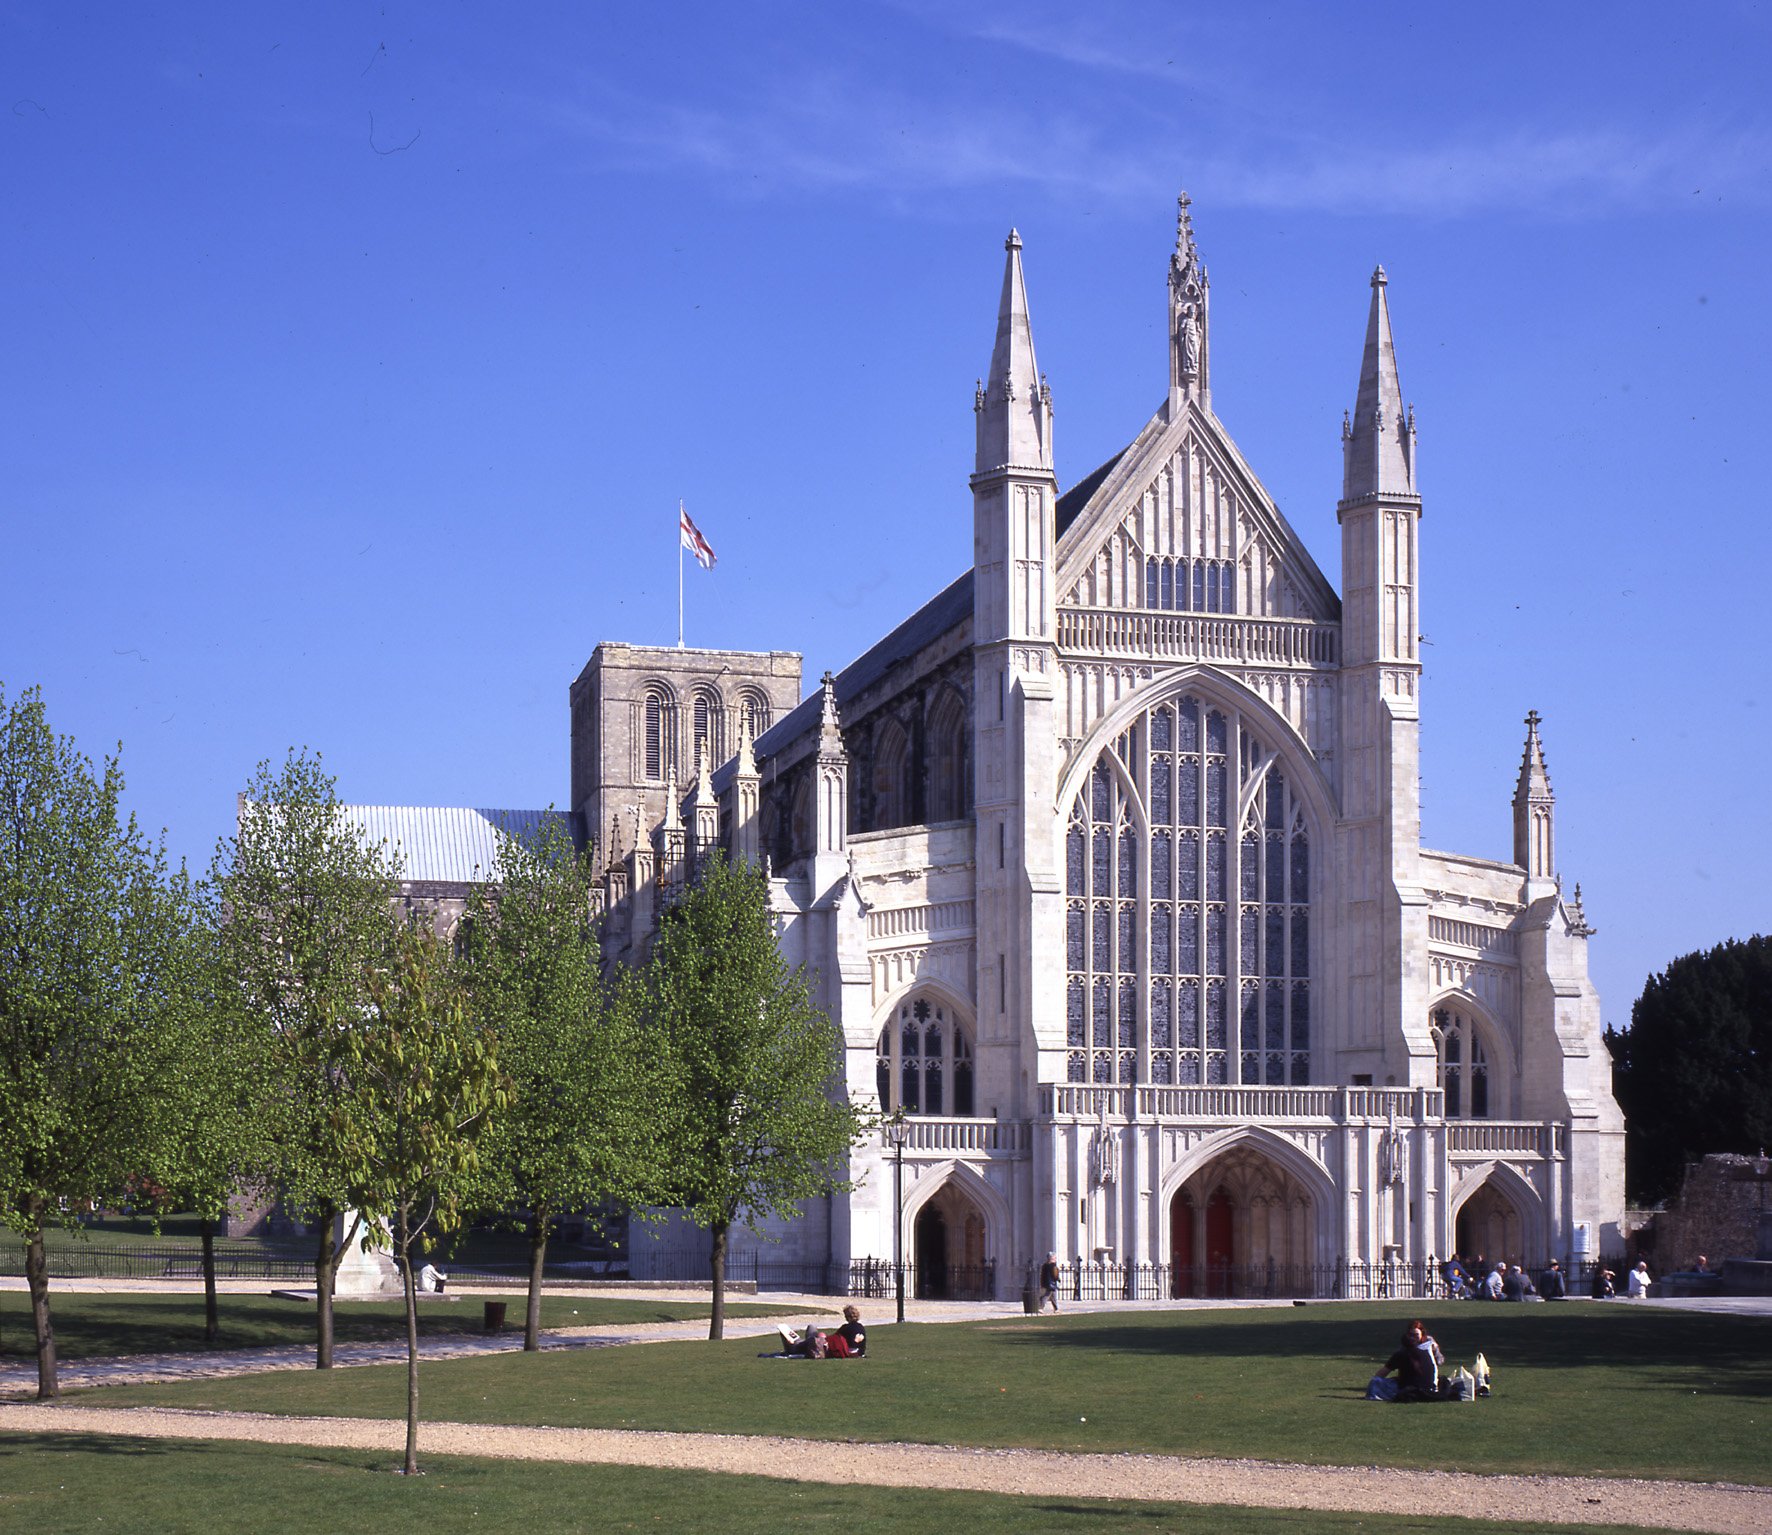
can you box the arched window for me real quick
[740,688,771,744]
[1066,694,1312,1086]
[643,684,677,781]
[871,717,911,830]
[925,688,969,824]
[1432,1007,1492,1118]
[875,996,974,1116]
[691,685,724,770]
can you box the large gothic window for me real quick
[875,996,975,1115]
[1065,696,1313,1086]
[1432,1007,1491,1118]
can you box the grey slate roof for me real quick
[727,467,1117,782]
[338,805,581,885]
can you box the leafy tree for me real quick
[461,815,654,1350]
[347,920,504,1476]
[148,871,272,1343]
[0,684,187,1398]
[1606,934,1772,1203]
[213,749,397,1368]
[639,854,863,1339]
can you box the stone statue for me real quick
[1178,307,1200,376]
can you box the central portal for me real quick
[1169,1145,1315,1297]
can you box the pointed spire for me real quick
[694,739,713,801]
[817,671,843,756]
[1513,710,1556,887]
[974,228,1052,478]
[660,765,682,832]
[1168,190,1210,405]
[1514,709,1554,802]
[735,711,757,778]
[1342,265,1416,502]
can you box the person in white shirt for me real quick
[1627,1260,1652,1299]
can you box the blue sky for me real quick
[5,2,1769,1024]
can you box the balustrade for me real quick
[1055,609,1340,668]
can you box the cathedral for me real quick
[352,198,1626,1297]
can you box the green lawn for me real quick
[0,1291,812,1359]
[0,1433,1670,1535]
[77,1302,1772,1484]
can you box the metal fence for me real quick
[0,1243,313,1282]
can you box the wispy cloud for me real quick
[536,57,1770,222]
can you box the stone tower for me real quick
[1336,266,1430,1086]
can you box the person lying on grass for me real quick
[768,1305,867,1359]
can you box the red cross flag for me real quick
[679,504,717,569]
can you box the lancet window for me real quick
[1431,1008,1490,1118]
[875,996,975,1115]
[691,685,724,769]
[643,684,677,781]
[739,688,771,743]
[1144,556,1237,614]
[1065,696,1313,1086]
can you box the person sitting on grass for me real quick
[1373,1319,1444,1402]
[1590,1265,1616,1299]
[773,1306,867,1359]
[1539,1260,1567,1300]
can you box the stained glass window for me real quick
[875,997,977,1115]
[1432,1007,1493,1119]
[1067,694,1315,1086]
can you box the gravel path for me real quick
[3,1402,1768,1534]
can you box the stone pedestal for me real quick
[333,1210,400,1296]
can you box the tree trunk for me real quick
[314,1208,337,1369]
[524,1207,549,1353]
[708,1219,728,1341]
[200,1216,220,1344]
[398,1204,420,1476]
[24,1218,58,1401]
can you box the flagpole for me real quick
[677,499,685,648]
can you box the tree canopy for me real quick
[212,748,399,1367]
[1606,934,1772,1203]
[0,684,189,1396]
[640,854,863,1338]
[461,814,655,1350]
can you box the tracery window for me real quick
[1065,696,1312,1086]
[875,996,974,1115]
[643,684,677,781]
[1143,556,1237,614]
[1432,1008,1490,1118]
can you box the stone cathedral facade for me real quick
[355,200,1626,1295]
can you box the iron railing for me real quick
[0,1243,313,1282]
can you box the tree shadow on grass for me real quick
[982,1304,1772,1400]
[0,1431,179,1459]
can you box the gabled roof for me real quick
[338,805,582,885]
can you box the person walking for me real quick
[1038,1252,1062,1313]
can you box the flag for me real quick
[679,504,717,569]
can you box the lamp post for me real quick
[884,1110,910,1324]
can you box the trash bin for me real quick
[483,1300,507,1332]
[1022,1283,1038,1315]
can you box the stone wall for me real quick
[1642,1153,1771,1268]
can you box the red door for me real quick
[1170,1194,1194,1297]
[1206,1190,1234,1297]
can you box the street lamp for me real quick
[884,1110,910,1324]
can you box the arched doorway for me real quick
[1169,1144,1316,1298]
[912,1176,994,1300]
[1456,1178,1524,1267]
